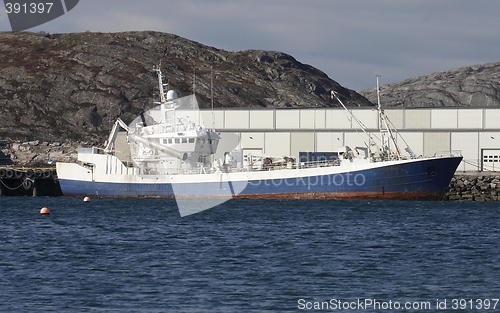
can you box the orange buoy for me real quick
[83,196,91,202]
[40,207,50,215]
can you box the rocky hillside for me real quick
[359,62,500,107]
[0,31,372,145]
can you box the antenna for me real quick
[376,73,384,151]
[211,65,215,130]
[192,63,196,95]
[376,73,382,111]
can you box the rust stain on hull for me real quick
[65,191,445,201]
[233,191,445,201]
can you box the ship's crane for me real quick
[104,118,129,154]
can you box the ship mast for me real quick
[211,65,214,130]
[376,74,401,159]
[154,65,167,104]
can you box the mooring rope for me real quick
[0,178,25,190]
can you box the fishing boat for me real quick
[56,68,463,216]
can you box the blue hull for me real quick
[58,156,462,200]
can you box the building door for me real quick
[481,149,500,171]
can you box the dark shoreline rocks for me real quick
[444,174,500,201]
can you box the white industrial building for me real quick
[198,107,500,173]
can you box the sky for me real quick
[1,0,499,91]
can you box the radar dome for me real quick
[166,90,178,101]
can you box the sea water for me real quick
[1,197,499,312]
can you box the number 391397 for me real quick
[451,299,499,310]
[5,3,54,14]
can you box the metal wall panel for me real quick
[249,110,274,129]
[314,109,326,129]
[405,109,431,129]
[276,110,300,129]
[431,109,458,129]
[300,110,316,129]
[350,109,379,129]
[291,132,315,158]
[479,132,500,149]
[264,132,291,156]
[200,111,213,128]
[316,132,344,152]
[451,132,479,172]
[424,132,450,156]
[203,107,498,131]
[325,110,351,129]
[398,132,424,157]
[240,132,265,149]
[484,109,500,129]
[384,109,404,129]
[225,110,249,129]
[344,132,372,150]
[214,110,225,129]
[200,110,224,129]
[457,109,483,129]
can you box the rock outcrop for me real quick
[359,62,500,107]
[0,31,372,146]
